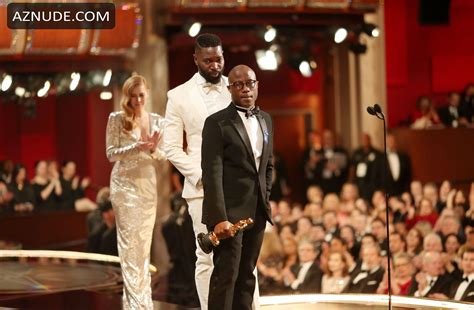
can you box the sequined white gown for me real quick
[106,111,165,310]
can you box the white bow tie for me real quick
[203,82,221,94]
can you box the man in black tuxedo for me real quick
[383,133,411,196]
[450,248,474,301]
[431,248,474,302]
[303,130,349,195]
[282,239,322,293]
[438,92,470,128]
[344,244,385,293]
[408,251,452,297]
[350,133,382,200]
[201,65,273,310]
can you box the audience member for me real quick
[0,159,14,184]
[58,160,96,211]
[438,92,469,128]
[321,250,350,294]
[86,199,118,256]
[385,134,412,196]
[343,244,384,293]
[282,239,322,293]
[350,133,382,200]
[411,96,442,129]
[303,130,349,195]
[461,83,474,123]
[8,164,35,212]
[377,252,414,295]
[409,251,452,297]
[31,160,61,212]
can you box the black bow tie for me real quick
[235,105,260,118]
[463,277,470,282]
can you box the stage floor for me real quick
[1,251,473,309]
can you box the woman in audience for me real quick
[257,230,286,294]
[339,225,360,260]
[443,233,461,276]
[279,224,295,241]
[406,198,438,229]
[276,200,293,228]
[438,180,452,211]
[377,253,414,295]
[281,236,299,271]
[32,160,61,211]
[406,227,423,256]
[410,180,423,207]
[411,95,442,129]
[304,202,323,224]
[321,250,350,294]
[0,180,13,213]
[295,216,313,242]
[58,160,96,211]
[8,164,35,212]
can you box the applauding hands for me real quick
[138,131,161,152]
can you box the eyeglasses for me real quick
[229,80,258,90]
[395,262,410,268]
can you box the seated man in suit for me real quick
[86,200,117,256]
[343,244,384,293]
[429,248,474,302]
[449,247,474,301]
[408,251,452,297]
[282,239,322,293]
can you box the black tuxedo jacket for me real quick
[351,146,382,200]
[384,151,412,196]
[438,105,468,127]
[408,273,452,297]
[343,264,385,294]
[201,103,273,229]
[289,262,323,293]
[449,278,474,302]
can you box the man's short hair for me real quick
[195,33,222,52]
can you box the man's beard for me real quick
[198,68,223,84]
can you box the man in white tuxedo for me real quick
[164,33,245,309]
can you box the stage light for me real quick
[362,23,380,37]
[187,21,202,37]
[15,86,25,97]
[100,91,113,100]
[103,69,112,87]
[298,58,317,77]
[299,60,312,77]
[70,72,80,91]
[334,28,348,43]
[371,27,380,37]
[1,74,12,91]
[263,25,277,43]
[255,45,280,71]
[37,81,51,98]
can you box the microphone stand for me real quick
[367,104,392,310]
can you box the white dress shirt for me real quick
[415,275,438,297]
[387,150,400,181]
[454,274,474,300]
[196,73,230,115]
[291,261,313,290]
[236,109,263,171]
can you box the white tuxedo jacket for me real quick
[164,73,230,199]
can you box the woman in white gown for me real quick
[105,75,165,309]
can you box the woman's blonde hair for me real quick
[120,74,148,131]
